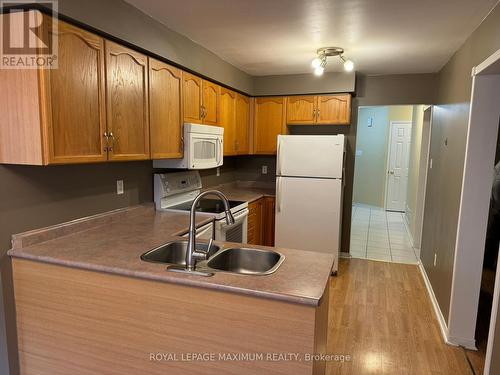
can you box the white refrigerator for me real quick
[275,135,345,273]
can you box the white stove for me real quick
[154,171,249,243]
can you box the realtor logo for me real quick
[1,0,58,69]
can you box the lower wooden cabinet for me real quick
[262,196,276,247]
[247,196,275,246]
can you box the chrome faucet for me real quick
[185,190,235,271]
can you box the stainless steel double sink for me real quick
[141,240,284,276]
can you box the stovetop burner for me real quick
[168,198,246,214]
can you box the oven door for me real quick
[187,133,223,169]
[214,208,248,243]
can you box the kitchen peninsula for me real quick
[9,202,332,375]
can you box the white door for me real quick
[277,135,344,178]
[386,121,412,211]
[275,176,342,272]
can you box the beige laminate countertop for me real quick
[203,181,276,203]
[8,200,333,307]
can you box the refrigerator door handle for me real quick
[277,138,282,175]
[276,177,282,212]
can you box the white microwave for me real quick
[153,123,223,169]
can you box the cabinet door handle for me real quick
[103,132,109,152]
[313,109,316,118]
[316,109,320,120]
[108,132,115,151]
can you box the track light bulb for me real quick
[343,59,354,72]
[311,57,322,69]
[314,66,324,76]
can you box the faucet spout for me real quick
[185,190,235,271]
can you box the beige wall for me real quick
[420,2,500,322]
[405,105,425,242]
[353,106,413,208]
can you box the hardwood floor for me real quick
[326,258,473,375]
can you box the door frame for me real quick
[384,121,412,211]
[446,48,500,357]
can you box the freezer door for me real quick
[277,135,344,178]
[275,176,342,271]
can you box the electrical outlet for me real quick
[434,253,437,267]
[216,167,220,177]
[116,180,124,195]
[262,165,268,175]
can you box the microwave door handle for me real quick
[217,138,223,164]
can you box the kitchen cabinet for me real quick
[247,199,264,245]
[0,15,108,165]
[286,94,351,125]
[286,96,316,125]
[202,80,221,125]
[253,97,287,154]
[263,196,276,246]
[235,93,251,154]
[247,196,275,246]
[182,72,203,123]
[183,72,220,126]
[220,88,237,156]
[149,58,183,159]
[221,89,251,156]
[105,41,150,160]
[316,94,351,125]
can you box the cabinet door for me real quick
[43,20,107,164]
[149,58,183,159]
[183,72,203,123]
[105,41,150,160]
[263,196,276,246]
[286,96,316,125]
[248,198,263,245]
[202,80,220,125]
[254,97,286,154]
[235,94,250,154]
[316,94,351,125]
[220,88,237,156]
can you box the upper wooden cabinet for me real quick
[286,94,351,125]
[0,15,109,165]
[316,94,351,125]
[254,97,286,155]
[105,41,150,161]
[220,88,237,156]
[182,72,203,123]
[202,80,220,125]
[286,96,316,125]
[183,73,220,125]
[149,58,183,159]
[235,94,250,154]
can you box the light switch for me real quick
[262,165,268,174]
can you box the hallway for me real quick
[349,204,420,264]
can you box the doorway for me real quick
[386,121,412,212]
[350,105,430,264]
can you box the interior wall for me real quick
[406,105,426,244]
[253,72,355,96]
[0,162,153,374]
[353,106,390,207]
[353,106,413,208]
[56,0,253,93]
[420,2,500,323]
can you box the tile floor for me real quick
[349,204,420,264]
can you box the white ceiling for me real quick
[124,0,498,76]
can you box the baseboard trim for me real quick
[418,261,457,347]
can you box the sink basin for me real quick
[141,240,220,266]
[206,247,284,275]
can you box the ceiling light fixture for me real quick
[311,47,355,75]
